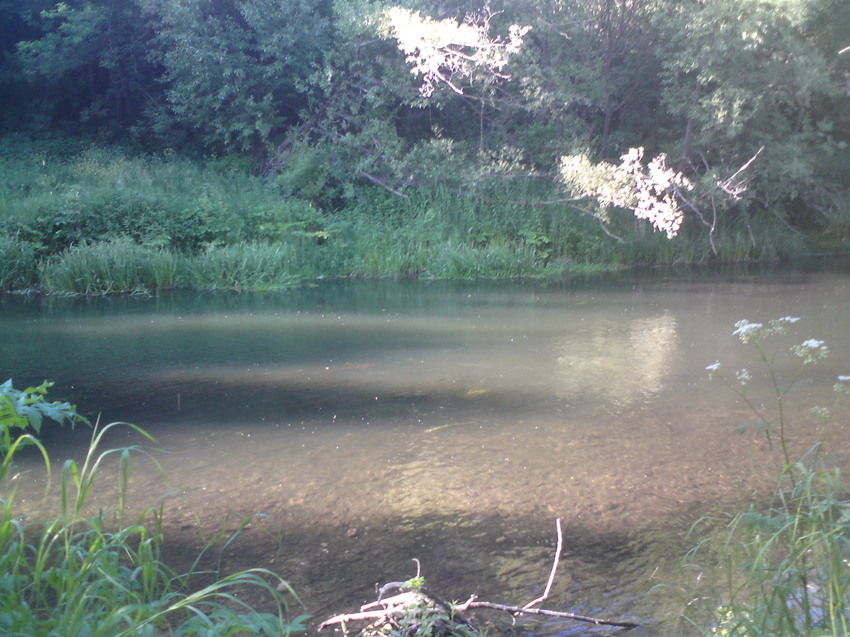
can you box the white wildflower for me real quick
[736,368,752,385]
[766,316,800,335]
[811,406,831,421]
[733,320,763,343]
[792,338,829,364]
[706,361,721,379]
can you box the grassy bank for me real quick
[0,142,823,294]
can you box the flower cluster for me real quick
[711,317,834,387]
[732,316,801,344]
[735,368,752,385]
[792,338,829,364]
[732,320,764,343]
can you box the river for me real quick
[2,261,849,635]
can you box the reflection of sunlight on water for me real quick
[556,312,677,406]
[4,274,850,635]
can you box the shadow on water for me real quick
[3,261,850,635]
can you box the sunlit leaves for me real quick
[559,147,691,237]
[379,6,529,96]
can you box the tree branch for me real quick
[359,171,410,198]
[317,520,640,634]
[461,599,640,629]
[523,518,563,609]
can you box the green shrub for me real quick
[0,379,85,455]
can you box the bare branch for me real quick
[523,518,563,609]
[717,146,764,198]
[461,599,640,629]
[318,520,640,635]
[359,171,409,198]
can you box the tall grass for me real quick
[40,237,183,295]
[0,143,822,293]
[0,413,305,635]
[0,234,39,291]
[676,318,850,636]
[0,147,322,257]
[39,239,308,294]
[698,462,850,637]
[187,242,301,291]
[348,235,548,279]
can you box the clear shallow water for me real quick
[2,263,849,635]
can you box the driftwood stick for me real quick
[462,600,640,629]
[317,608,392,630]
[524,517,563,609]
[319,594,639,633]
[318,592,418,631]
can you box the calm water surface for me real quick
[2,264,849,635]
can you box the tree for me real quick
[269,0,532,204]
[139,0,330,154]
[655,0,845,232]
[12,0,159,134]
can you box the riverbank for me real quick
[1,143,832,295]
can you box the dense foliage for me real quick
[0,0,848,286]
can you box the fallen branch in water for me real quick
[524,517,564,610]
[460,598,641,629]
[317,519,640,635]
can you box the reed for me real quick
[0,234,39,291]
[424,239,545,279]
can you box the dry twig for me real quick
[318,519,640,635]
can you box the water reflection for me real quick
[2,265,849,635]
[556,311,678,406]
